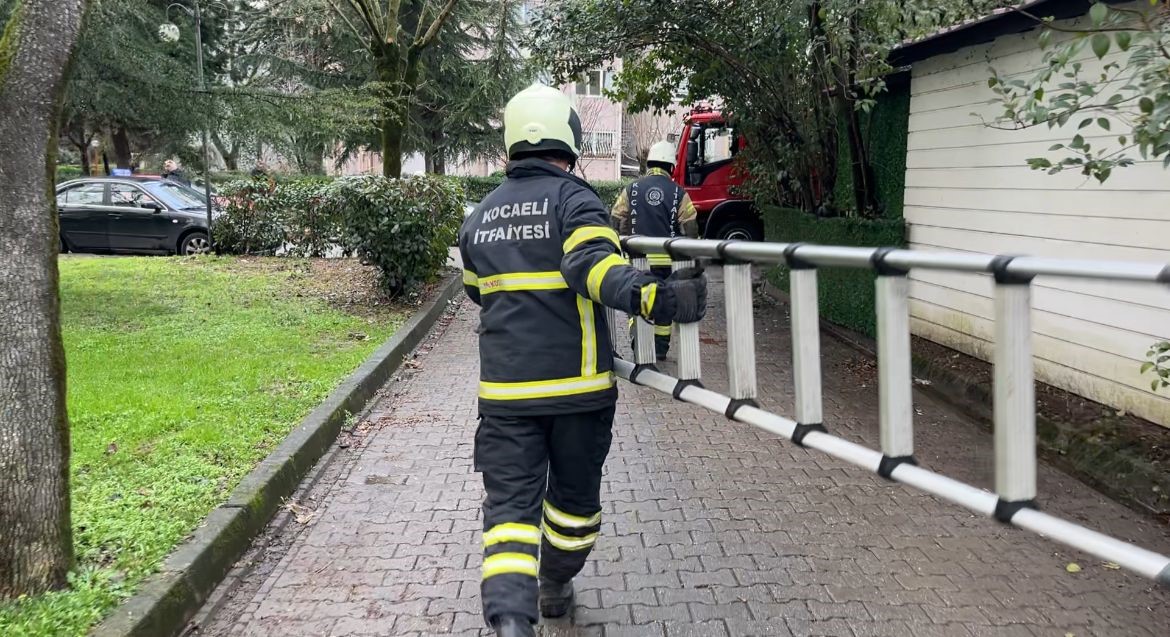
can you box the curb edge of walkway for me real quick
[760,280,1170,518]
[92,273,464,637]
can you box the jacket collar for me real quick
[646,167,671,178]
[505,158,598,195]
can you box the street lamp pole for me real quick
[165,1,215,249]
[192,1,214,247]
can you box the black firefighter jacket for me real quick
[459,159,659,416]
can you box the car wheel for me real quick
[179,232,211,256]
[714,219,762,242]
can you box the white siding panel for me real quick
[904,207,1170,250]
[908,234,1170,311]
[910,280,1162,362]
[909,267,1170,337]
[907,123,1123,152]
[904,9,1170,427]
[909,225,1170,269]
[906,136,1137,169]
[904,188,1170,221]
[911,316,1170,426]
[906,163,1170,192]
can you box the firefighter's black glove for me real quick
[644,267,706,324]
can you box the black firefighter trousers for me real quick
[474,406,615,625]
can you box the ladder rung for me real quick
[789,268,822,427]
[673,258,701,380]
[994,281,1036,504]
[631,256,656,365]
[723,263,756,400]
[876,274,914,459]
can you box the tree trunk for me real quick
[381,109,405,178]
[841,12,879,217]
[0,0,87,599]
[78,146,90,176]
[431,126,446,175]
[111,126,132,169]
[212,133,239,172]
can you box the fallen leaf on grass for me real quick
[282,501,318,524]
[1065,562,1081,573]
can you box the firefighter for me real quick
[458,85,708,637]
[610,140,700,360]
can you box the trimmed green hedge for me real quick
[832,77,911,219]
[455,174,632,206]
[762,206,905,337]
[209,171,333,185]
[55,165,84,183]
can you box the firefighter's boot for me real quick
[539,577,575,618]
[493,615,535,637]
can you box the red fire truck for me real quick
[669,106,764,241]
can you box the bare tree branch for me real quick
[412,0,459,53]
[343,0,384,40]
[325,0,371,43]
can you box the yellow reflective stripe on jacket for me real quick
[479,271,568,295]
[647,254,673,266]
[484,523,541,547]
[563,226,620,254]
[463,269,479,286]
[543,500,601,528]
[654,324,673,336]
[543,525,598,552]
[479,372,615,401]
[586,254,626,302]
[577,296,597,377]
[640,283,658,318]
[482,552,538,579]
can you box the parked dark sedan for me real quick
[56,176,213,255]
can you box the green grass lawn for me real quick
[0,256,405,636]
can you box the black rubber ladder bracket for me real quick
[993,498,1038,524]
[870,247,909,277]
[724,398,758,420]
[714,239,746,266]
[621,235,645,259]
[877,454,918,481]
[791,422,827,447]
[783,243,816,271]
[663,237,683,262]
[629,363,659,385]
[672,378,704,400]
[990,255,1036,285]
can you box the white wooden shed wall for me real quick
[903,11,1170,427]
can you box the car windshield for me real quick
[143,181,206,210]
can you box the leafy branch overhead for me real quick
[1143,341,1170,393]
[988,0,1170,183]
[527,0,1001,217]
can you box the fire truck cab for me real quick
[671,106,764,241]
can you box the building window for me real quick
[575,69,611,96]
[581,131,616,157]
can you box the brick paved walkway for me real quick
[196,270,1170,637]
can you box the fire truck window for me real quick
[703,127,735,164]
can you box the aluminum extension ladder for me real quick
[609,236,1170,587]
